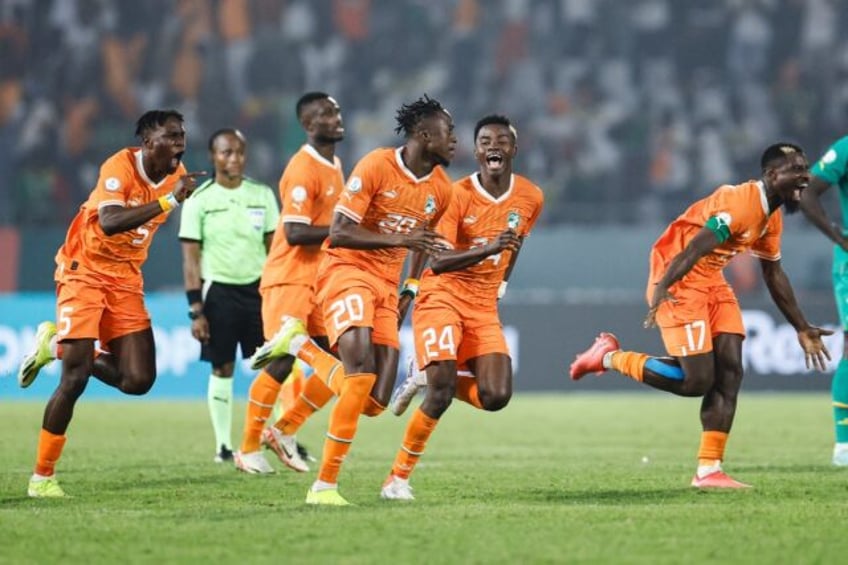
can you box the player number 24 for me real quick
[422,326,456,359]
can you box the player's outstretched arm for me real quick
[645,227,719,327]
[759,257,832,370]
[328,213,446,253]
[430,229,521,274]
[99,171,206,235]
[284,222,330,247]
[800,176,848,250]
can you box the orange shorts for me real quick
[649,280,745,357]
[260,283,325,339]
[55,274,150,347]
[316,264,399,348]
[412,291,507,370]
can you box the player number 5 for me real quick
[58,306,74,337]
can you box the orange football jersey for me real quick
[261,145,344,289]
[327,147,453,285]
[55,148,187,286]
[649,180,782,285]
[419,173,544,301]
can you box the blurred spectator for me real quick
[3,0,848,227]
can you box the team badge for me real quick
[105,177,121,192]
[347,176,362,194]
[507,210,520,229]
[424,195,436,215]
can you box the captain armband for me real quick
[400,278,420,299]
[158,192,180,213]
[705,214,731,244]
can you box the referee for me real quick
[179,128,279,462]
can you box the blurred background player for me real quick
[179,128,279,464]
[570,143,831,488]
[250,95,455,504]
[17,110,204,497]
[382,114,543,500]
[800,135,848,466]
[235,92,344,474]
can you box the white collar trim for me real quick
[395,147,432,183]
[471,173,514,203]
[134,149,166,189]
[303,144,340,170]
[756,180,770,215]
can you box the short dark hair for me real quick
[394,94,448,137]
[474,114,516,142]
[761,142,804,171]
[135,109,184,139]
[207,128,245,151]
[296,92,331,120]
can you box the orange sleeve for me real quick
[523,187,545,236]
[93,154,135,210]
[750,210,782,260]
[429,177,453,229]
[280,159,319,225]
[334,153,380,223]
[434,187,463,245]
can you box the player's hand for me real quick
[403,227,450,255]
[797,325,833,371]
[397,294,414,329]
[191,315,210,344]
[643,286,676,328]
[174,171,208,202]
[488,229,522,254]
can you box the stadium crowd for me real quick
[1,0,847,226]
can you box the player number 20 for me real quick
[328,294,365,331]
[422,326,456,360]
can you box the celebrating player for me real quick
[179,128,279,463]
[570,143,831,488]
[235,92,345,474]
[17,110,204,497]
[381,114,543,500]
[250,95,456,504]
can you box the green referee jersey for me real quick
[178,177,279,285]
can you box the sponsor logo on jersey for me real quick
[381,189,398,199]
[463,215,478,225]
[822,148,837,165]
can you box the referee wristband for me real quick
[400,278,420,299]
[159,192,180,213]
[186,289,203,306]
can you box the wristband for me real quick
[186,289,203,306]
[497,281,508,300]
[159,192,180,213]
[400,278,420,299]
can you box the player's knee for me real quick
[678,376,712,397]
[57,373,88,400]
[120,374,155,395]
[423,383,455,417]
[479,389,511,411]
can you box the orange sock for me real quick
[297,341,344,393]
[697,430,729,464]
[391,408,439,479]
[361,396,385,417]
[455,376,483,409]
[610,351,649,382]
[317,372,376,484]
[240,371,282,453]
[275,375,336,435]
[34,428,67,476]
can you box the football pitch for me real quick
[1,393,845,564]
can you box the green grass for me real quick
[1,394,846,564]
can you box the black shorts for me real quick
[201,280,264,367]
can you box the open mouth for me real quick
[486,153,504,170]
[170,151,184,170]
